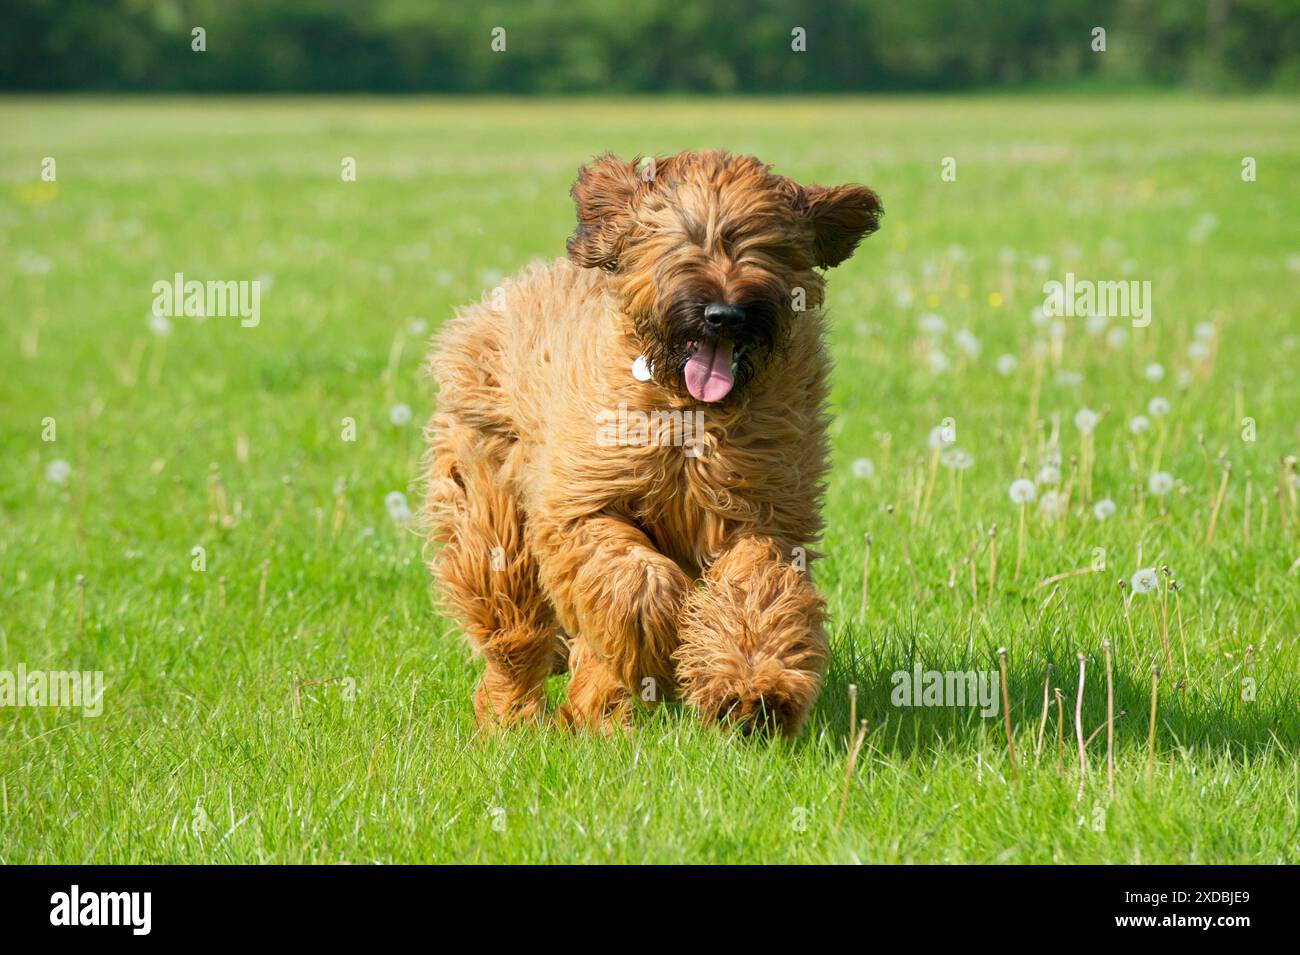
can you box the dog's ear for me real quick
[567,154,644,271]
[802,183,883,269]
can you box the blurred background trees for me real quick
[5,0,1299,92]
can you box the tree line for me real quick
[5,0,1299,92]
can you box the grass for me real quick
[2,94,1299,864]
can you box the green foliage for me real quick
[4,0,1300,92]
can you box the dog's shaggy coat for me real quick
[423,150,880,735]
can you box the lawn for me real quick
[2,94,1298,864]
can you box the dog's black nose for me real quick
[703,302,745,331]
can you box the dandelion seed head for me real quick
[1038,489,1065,518]
[927,350,951,374]
[1149,471,1175,495]
[919,313,947,336]
[389,402,413,426]
[1093,498,1117,520]
[18,251,53,275]
[954,328,981,357]
[1074,408,1099,435]
[1009,478,1037,504]
[928,425,956,450]
[385,490,413,524]
[940,448,974,471]
[1130,567,1159,594]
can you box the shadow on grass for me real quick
[808,613,1299,759]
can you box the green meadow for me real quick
[2,95,1298,863]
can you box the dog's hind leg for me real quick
[557,640,632,732]
[674,535,829,737]
[424,416,563,728]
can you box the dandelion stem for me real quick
[257,560,270,614]
[858,534,872,624]
[75,574,85,647]
[1147,666,1160,787]
[998,647,1016,781]
[919,447,939,526]
[835,718,869,833]
[1159,571,1173,670]
[848,683,857,747]
[1054,688,1065,769]
[1243,472,1253,547]
[986,524,998,609]
[1014,503,1027,581]
[888,505,923,603]
[1284,456,1299,522]
[1173,584,1190,676]
[1035,664,1052,759]
[1074,653,1087,803]
[1103,639,1115,804]
[1148,594,1163,667]
[1198,434,1213,488]
[1120,580,1138,658]
[1205,463,1231,546]
[331,478,348,537]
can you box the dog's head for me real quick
[567,150,881,404]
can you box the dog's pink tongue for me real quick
[684,339,735,403]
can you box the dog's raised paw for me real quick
[683,655,818,737]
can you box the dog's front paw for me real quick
[677,651,821,737]
[674,548,828,737]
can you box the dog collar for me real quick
[632,355,653,381]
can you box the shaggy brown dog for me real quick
[423,150,881,735]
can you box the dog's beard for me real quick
[636,294,785,404]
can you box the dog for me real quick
[423,150,881,735]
